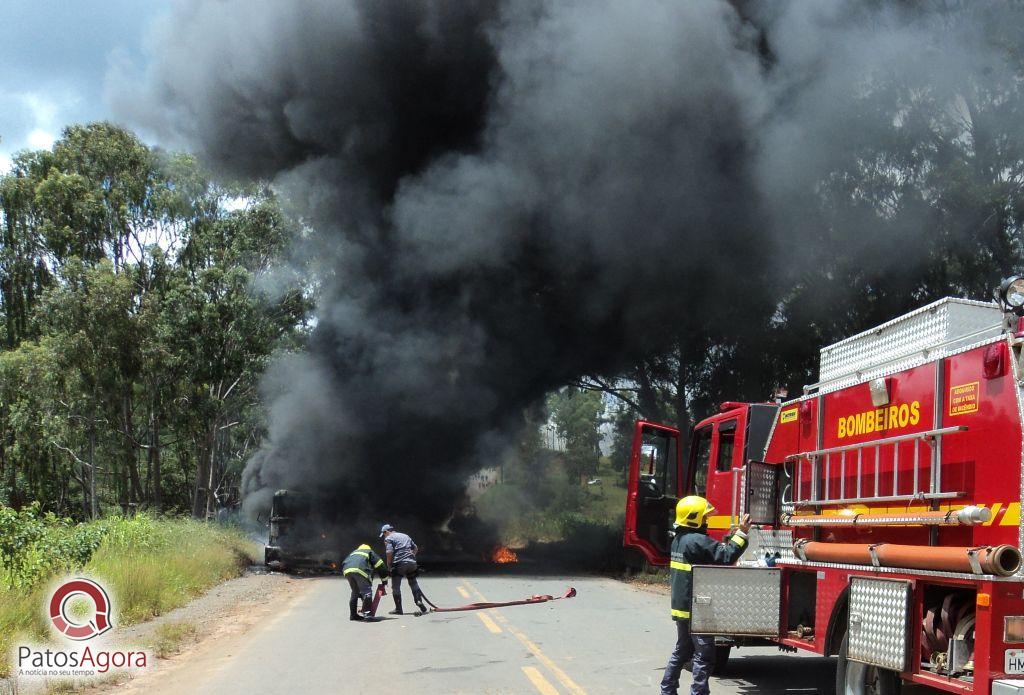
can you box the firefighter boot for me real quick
[349,597,364,621]
[389,596,403,615]
[414,593,428,615]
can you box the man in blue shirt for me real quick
[380,524,429,615]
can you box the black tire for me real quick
[835,632,901,695]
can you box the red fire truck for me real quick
[624,279,1024,695]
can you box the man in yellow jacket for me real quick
[342,543,388,621]
[662,496,750,695]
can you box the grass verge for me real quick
[153,620,200,658]
[0,515,258,678]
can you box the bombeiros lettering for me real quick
[837,401,921,439]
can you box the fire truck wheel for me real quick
[836,632,901,695]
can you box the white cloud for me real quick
[0,0,169,153]
[0,152,11,174]
[0,92,62,159]
[22,92,59,126]
[27,128,55,151]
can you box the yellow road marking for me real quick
[457,585,471,599]
[476,611,503,634]
[463,579,489,602]
[522,666,561,695]
[463,579,586,695]
[507,624,586,695]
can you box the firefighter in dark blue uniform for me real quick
[661,496,750,695]
[343,543,388,621]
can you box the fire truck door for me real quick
[624,421,682,565]
[702,416,747,539]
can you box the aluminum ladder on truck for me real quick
[781,426,967,510]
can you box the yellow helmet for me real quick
[675,495,715,528]
[358,543,371,550]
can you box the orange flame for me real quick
[490,545,518,563]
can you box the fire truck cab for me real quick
[625,283,1024,695]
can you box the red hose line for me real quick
[420,586,577,613]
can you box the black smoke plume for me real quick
[109,1,1024,532]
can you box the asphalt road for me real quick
[125,567,848,695]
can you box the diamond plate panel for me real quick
[745,461,778,526]
[691,567,780,636]
[818,298,1001,391]
[751,528,794,561]
[848,577,911,672]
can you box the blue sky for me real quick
[0,0,169,170]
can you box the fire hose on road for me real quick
[418,586,577,613]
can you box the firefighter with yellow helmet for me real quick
[342,543,388,621]
[661,496,750,695]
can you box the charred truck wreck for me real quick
[264,490,343,572]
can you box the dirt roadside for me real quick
[99,567,313,694]
[4,567,313,695]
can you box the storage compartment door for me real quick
[847,576,912,673]
[691,566,781,636]
[744,460,780,526]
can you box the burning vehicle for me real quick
[264,489,343,572]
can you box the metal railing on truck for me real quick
[782,426,967,508]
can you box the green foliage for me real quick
[0,503,105,589]
[608,402,640,484]
[86,518,256,624]
[548,387,604,481]
[0,122,309,518]
[0,509,257,677]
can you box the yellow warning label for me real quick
[949,382,979,417]
[779,408,798,424]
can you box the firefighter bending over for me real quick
[661,496,750,695]
[343,543,388,621]
[380,524,429,615]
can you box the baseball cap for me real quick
[379,523,394,537]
